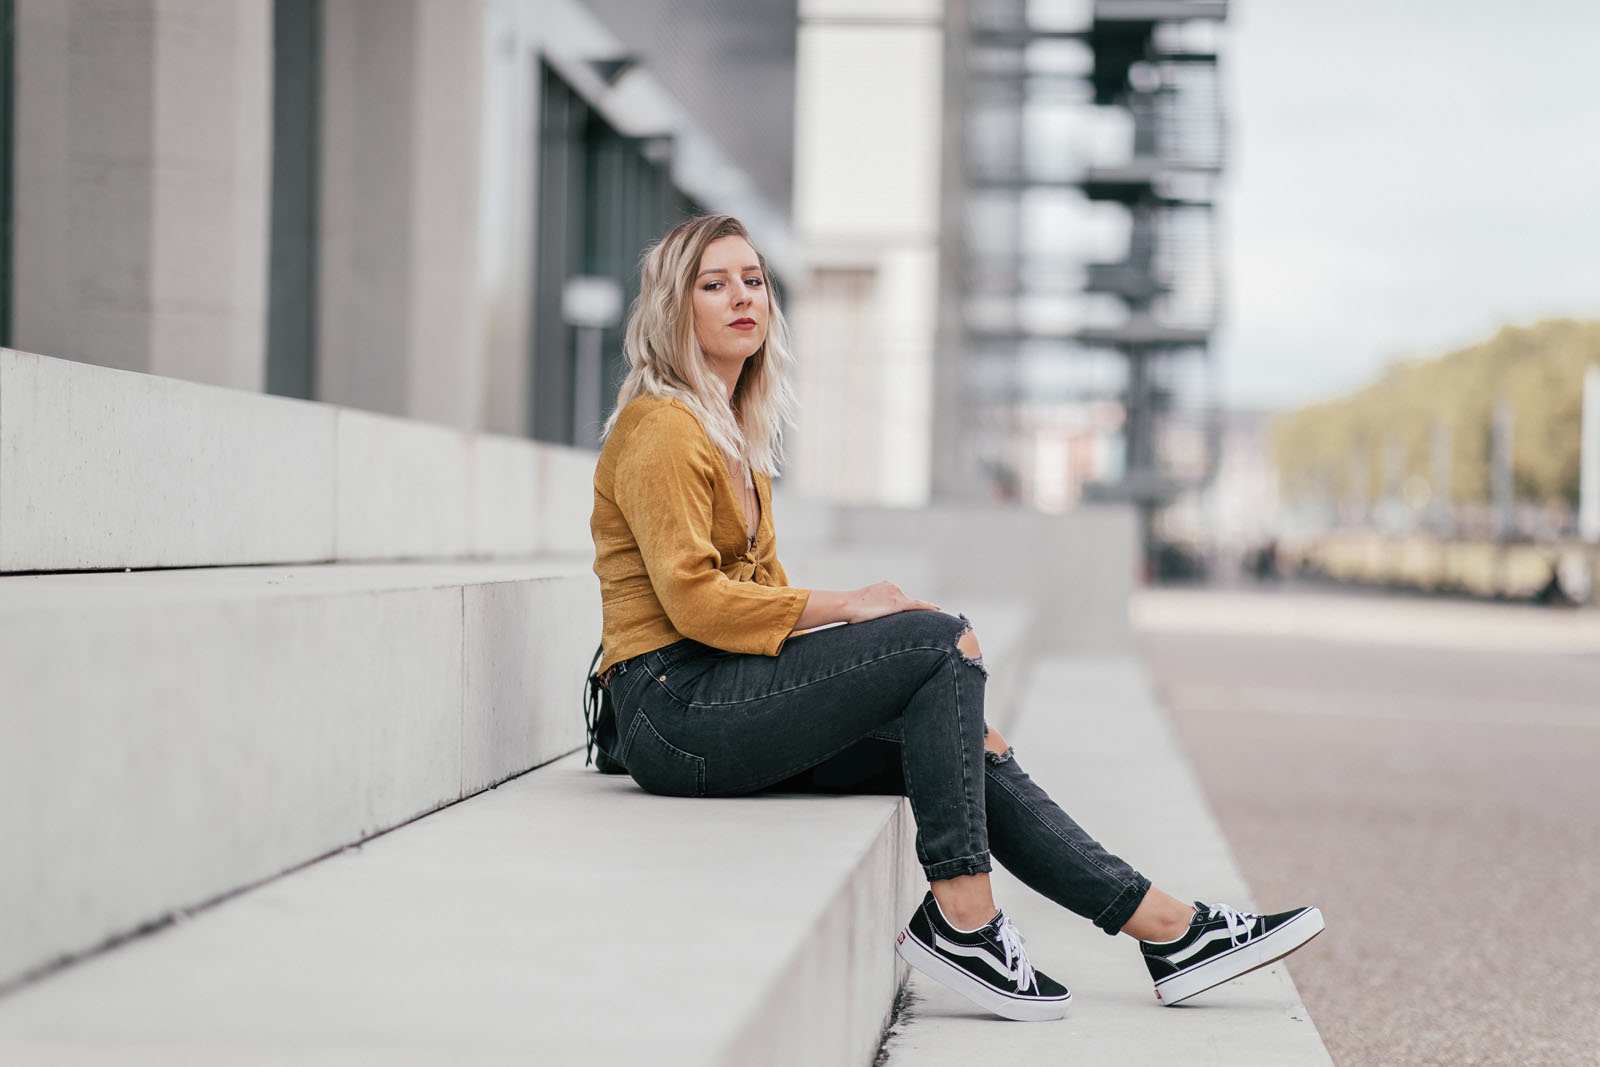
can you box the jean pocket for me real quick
[621,710,706,798]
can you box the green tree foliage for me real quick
[1273,319,1600,510]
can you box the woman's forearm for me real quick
[793,589,849,631]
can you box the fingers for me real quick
[844,582,944,622]
[869,581,939,613]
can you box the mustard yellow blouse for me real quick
[591,394,811,675]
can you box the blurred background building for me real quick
[4,0,803,450]
[2,0,1231,543]
[6,0,1596,596]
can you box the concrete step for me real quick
[881,656,1334,1066]
[0,347,595,572]
[0,592,1043,1065]
[0,560,599,987]
[0,752,922,1066]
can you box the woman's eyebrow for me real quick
[696,265,763,278]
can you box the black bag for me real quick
[584,645,628,774]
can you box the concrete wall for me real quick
[11,0,272,391]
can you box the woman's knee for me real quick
[865,609,986,680]
[868,607,967,647]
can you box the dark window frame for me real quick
[265,0,321,399]
[1,0,15,347]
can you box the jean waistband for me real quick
[603,638,700,686]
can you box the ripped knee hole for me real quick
[954,623,987,678]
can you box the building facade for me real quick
[4,0,799,452]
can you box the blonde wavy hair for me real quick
[603,214,797,476]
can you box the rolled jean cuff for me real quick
[923,851,992,882]
[1093,874,1153,935]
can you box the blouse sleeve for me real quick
[613,406,810,655]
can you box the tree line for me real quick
[1272,318,1600,516]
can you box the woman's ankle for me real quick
[1121,887,1196,942]
[930,873,997,931]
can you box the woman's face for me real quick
[691,235,769,373]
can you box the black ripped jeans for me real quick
[608,610,1151,935]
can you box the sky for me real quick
[1218,0,1600,411]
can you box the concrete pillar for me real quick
[478,1,537,438]
[318,0,485,429]
[792,0,945,507]
[931,0,975,503]
[11,0,272,390]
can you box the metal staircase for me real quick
[945,0,1229,554]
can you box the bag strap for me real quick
[583,643,604,768]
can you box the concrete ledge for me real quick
[0,758,922,1066]
[0,347,336,571]
[0,561,599,986]
[334,409,477,559]
[0,348,598,571]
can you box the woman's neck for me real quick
[706,354,744,403]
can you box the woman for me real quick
[589,214,1322,1020]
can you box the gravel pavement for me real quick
[1133,585,1600,1067]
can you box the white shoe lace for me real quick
[994,914,1038,993]
[1206,902,1259,947]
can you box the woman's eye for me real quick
[702,282,723,291]
[745,277,764,288]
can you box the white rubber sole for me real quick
[1154,907,1325,1006]
[895,927,1071,1022]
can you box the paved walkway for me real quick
[1138,586,1600,1067]
[882,656,1333,1066]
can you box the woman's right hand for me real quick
[842,581,940,624]
[795,582,940,631]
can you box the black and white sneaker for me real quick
[1142,901,1324,1006]
[895,891,1071,1021]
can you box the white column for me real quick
[1581,366,1600,544]
[12,0,271,390]
[792,0,945,507]
[318,0,485,429]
